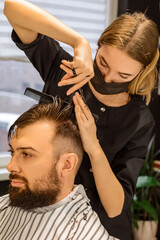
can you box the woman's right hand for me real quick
[58,38,94,95]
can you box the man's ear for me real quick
[59,153,79,177]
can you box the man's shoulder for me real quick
[67,185,118,239]
[66,184,90,208]
[0,194,9,201]
[73,184,89,199]
[0,194,9,209]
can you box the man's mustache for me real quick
[9,173,28,184]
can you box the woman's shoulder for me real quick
[129,95,155,127]
[12,29,73,60]
[130,95,152,113]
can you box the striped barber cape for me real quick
[0,184,118,240]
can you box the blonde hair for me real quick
[98,12,159,104]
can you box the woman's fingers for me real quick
[73,93,98,154]
[74,92,93,119]
[62,58,89,69]
[60,62,93,80]
[75,104,88,122]
[60,62,83,77]
[58,68,91,95]
[66,78,90,95]
[60,60,81,77]
[60,73,72,81]
[59,58,94,92]
[61,59,75,68]
[58,73,88,86]
[73,96,89,128]
[60,64,74,78]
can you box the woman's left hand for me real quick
[73,92,99,155]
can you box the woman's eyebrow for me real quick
[118,72,133,77]
[101,55,133,77]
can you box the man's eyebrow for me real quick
[9,143,39,153]
[101,55,133,77]
[9,143,12,149]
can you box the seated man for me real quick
[0,100,118,240]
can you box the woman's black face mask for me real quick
[90,59,134,95]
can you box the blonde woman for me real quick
[4,1,159,239]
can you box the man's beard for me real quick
[9,164,61,210]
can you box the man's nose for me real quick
[7,155,21,173]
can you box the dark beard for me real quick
[9,165,61,210]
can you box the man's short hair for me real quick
[8,101,83,169]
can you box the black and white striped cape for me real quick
[0,184,118,240]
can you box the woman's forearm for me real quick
[4,0,86,47]
[89,144,125,218]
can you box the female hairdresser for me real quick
[4,1,159,239]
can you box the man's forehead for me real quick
[21,120,56,134]
[10,120,57,147]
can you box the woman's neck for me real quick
[88,81,130,107]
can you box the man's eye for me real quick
[23,152,32,158]
[8,150,14,156]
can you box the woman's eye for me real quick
[120,75,128,79]
[100,60,108,68]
